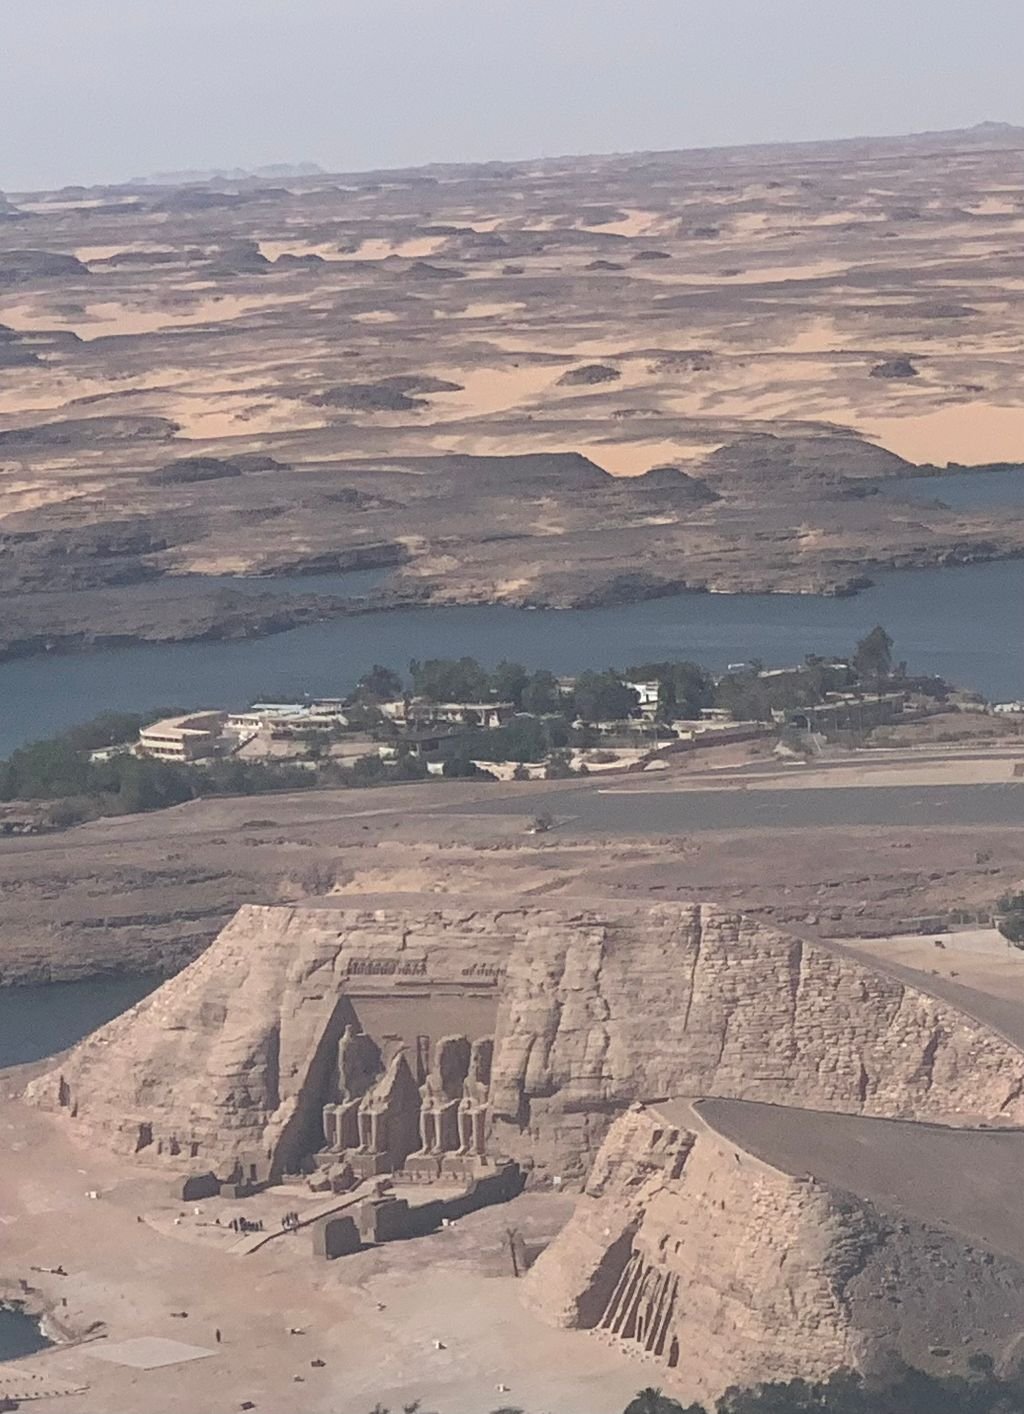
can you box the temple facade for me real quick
[317,1027,496,1182]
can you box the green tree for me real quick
[409,657,491,702]
[852,625,894,685]
[350,753,387,785]
[0,737,92,800]
[997,891,1024,947]
[544,749,575,779]
[521,669,562,715]
[803,654,852,698]
[355,664,403,701]
[626,661,714,720]
[713,670,772,722]
[572,671,639,723]
[108,756,194,814]
[489,660,530,707]
[442,752,484,778]
[64,711,151,752]
[624,1389,696,1414]
[392,751,429,781]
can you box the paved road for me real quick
[445,781,1024,833]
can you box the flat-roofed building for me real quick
[624,680,660,717]
[379,699,512,729]
[227,703,311,734]
[137,711,226,763]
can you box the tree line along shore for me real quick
[0,627,980,831]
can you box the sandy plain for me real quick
[5,124,1024,645]
[0,1101,639,1414]
[1,739,1022,987]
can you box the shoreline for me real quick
[5,542,1024,667]
[0,1282,90,1353]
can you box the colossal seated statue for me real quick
[458,1037,493,1157]
[322,1023,381,1152]
[416,1035,471,1155]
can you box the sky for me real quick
[4,0,1024,190]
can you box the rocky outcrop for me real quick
[525,1104,1024,1399]
[871,358,920,379]
[487,902,1024,1177]
[25,898,1024,1181]
[0,415,178,448]
[0,249,88,285]
[557,363,621,386]
[25,899,514,1175]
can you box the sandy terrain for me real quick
[6,125,1024,469]
[837,927,1024,1007]
[860,403,1024,463]
[5,124,1024,639]
[0,1101,639,1414]
[1,742,1022,986]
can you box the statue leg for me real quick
[457,1105,471,1155]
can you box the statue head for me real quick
[434,1035,472,1098]
[338,1025,381,1101]
[469,1036,494,1086]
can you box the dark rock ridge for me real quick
[148,454,287,485]
[309,378,460,411]
[0,249,88,284]
[636,464,720,501]
[557,363,621,386]
[0,415,179,448]
[699,433,915,490]
[871,357,920,379]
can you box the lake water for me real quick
[880,465,1024,510]
[0,1306,51,1361]
[1,470,1023,754]
[1,558,1023,755]
[0,977,156,1069]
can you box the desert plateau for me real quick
[5,124,1024,658]
[4,64,1024,1414]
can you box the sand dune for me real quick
[859,402,1024,463]
[334,236,446,261]
[588,439,723,475]
[436,365,560,418]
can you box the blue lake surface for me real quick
[880,465,1024,510]
[1,473,1023,755]
[0,1306,51,1361]
[0,977,156,1068]
[0,557,1022,757]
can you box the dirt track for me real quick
[1,746,1022,984]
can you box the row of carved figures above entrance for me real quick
[320,1026,493,1165]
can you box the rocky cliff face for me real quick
[525,1104,1024,1400]
[489,903,1024,1177]
[25,897,1024,1180]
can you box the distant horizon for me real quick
[6,0,1024,191]
[10,116,1024,197]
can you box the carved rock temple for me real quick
[29,894,1024,1183]
[25,892,1024,1396]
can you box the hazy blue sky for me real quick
[5,0,1024,189]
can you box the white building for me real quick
[227,703,311,734]
[380,698,512,729]
[624,680,660,716]
[137,711,226,763]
